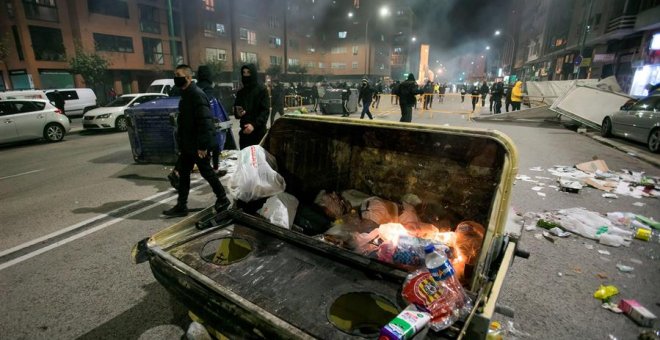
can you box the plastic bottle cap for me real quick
[424,244,435,254]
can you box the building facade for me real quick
[0,0,395,97]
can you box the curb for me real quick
[585,132,660,168]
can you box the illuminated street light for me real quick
[363,6,391,77]
[348,12,353,18]
[379,6,390,17]
[495,30,501,36]
[411,36,417,42]
[485,46,490,50]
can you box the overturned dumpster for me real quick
[134,115,527,339]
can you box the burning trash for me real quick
[319,191,486,285]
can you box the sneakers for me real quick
[162,204,188,217]
[215,197,231,212]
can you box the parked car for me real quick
[82,93,167,132]
[44,88,98,117]
[601,94,660,153]
[0,99,70,144]
[0,90,49,100]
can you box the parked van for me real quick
[146,79,175,96]
[44,88,98,117]
[0,90,49,100]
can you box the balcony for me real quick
[606,15,636,34]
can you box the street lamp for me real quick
[485,46,490,50]
[411,36,417,42]
[348,12,353,18]
[362,6,391,77]
[494,29,515,76]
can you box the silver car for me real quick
[601,94,660,153]
[0,99,71,144]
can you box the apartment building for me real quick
[0,0,394,94]
[509,0,659,93]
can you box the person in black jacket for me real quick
[358,79,374,120]
[233,64,269,148]
[196,65,220,170]
[311,84,319,112]
[341,83,351,117]
[491,81,504,114]
[395,73,422,123]
[480,81,489,107]
[470,84,480,112]
[163,64,230,217]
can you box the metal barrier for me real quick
[285,95,303,108]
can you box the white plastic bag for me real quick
[228,145,286,202]
[258,192,299,229]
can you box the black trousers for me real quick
[399,104,413,122]
[176,151,227,206]
[511,102,521,111]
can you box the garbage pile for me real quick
[222,145,478,334]
[515,207,659,247]
[515,160,660,199]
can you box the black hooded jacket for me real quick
[177,82,216,153]
[397,74,422,106]
[234,64,269,135]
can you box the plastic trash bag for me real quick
[258,192,299,229]
[314,190,352,219]
[361,197,400,225]
[228,145,285,202]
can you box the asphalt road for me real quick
[0,100,658,339]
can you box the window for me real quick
[318,62,325,69]
[393,47,402,54]
[142,38,163,64]
[240,52,257,63]
[630,97,658,111]
[170,40,183,65]
[338,31,347,39]
[204,22,225,37]
[240,28,256,45]
[288,58,299,66]
[203,0,214,11]
[331,62,346,69]
[268,15,280,29]
[29,26,65,61]
[352,61,358,69]
[331,47,346,54]
[139,5,160,33]
[270,56,282,65]
[94,33,134,52]
[206,48,227,61]
[306,61,315,68]
[23,0,58,22]
[352,45,359,55]
[87,0,129,19]
[6,1,15,18]
[216,24,225,35]
[269,37,282,48]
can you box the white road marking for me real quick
[0,180,207,271]
[0,169,44,180]
[0,177,204,259]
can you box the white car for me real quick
[0,99,71,144]
[83,93,167,131]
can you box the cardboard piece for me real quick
[584,178,617,192]
[575,160,609,173]
[618,299,657,327]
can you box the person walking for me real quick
[341,83,352,117]
[511,80,523,111]
[270,80,284,125]
[50,90,69,122]
[470,84,480,112]
[422,80,434,110]
[480,81,489,107]
[491,81,504,114]
[196,65,222,171]
[390,81,400,105]
[504,84,512,112]
[358,79,374,120]
[395,73,422,123]
[372,79,383,108]
[460,85,466,103]
[438,83,446,103]
[234,64,269,148]
[162,64,231,217]
[311,84,319,112]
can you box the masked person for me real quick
[233,64,269,148]
[358,79,374,120]
[394,73,422,123]
[162,64,231,217]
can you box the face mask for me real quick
[242,74,252,85]
[173,76,187,88]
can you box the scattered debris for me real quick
[529,166,544,172]
[524,224,537,231]
[573,267,582,274]
[596,273,609,279]
[600,256,611,262]
[594,285,619,302]
[549,227,570,237]
[560,179,583,193]
[585,244,594,250]
[602,302,623,313]
[537,192,546,197]
[602,193,619,199]
[633,202,646,207]
[576,160,609,173]
[558,272,563,277]
[629,258,643,265]
[619,299,657,327]
[598,250,611,255]
[531,186,544,191]
[542,231,555,243]
[627,152,637,157]
[616,263,634,272]
[534,233,544,240]
[506,321,531,338]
